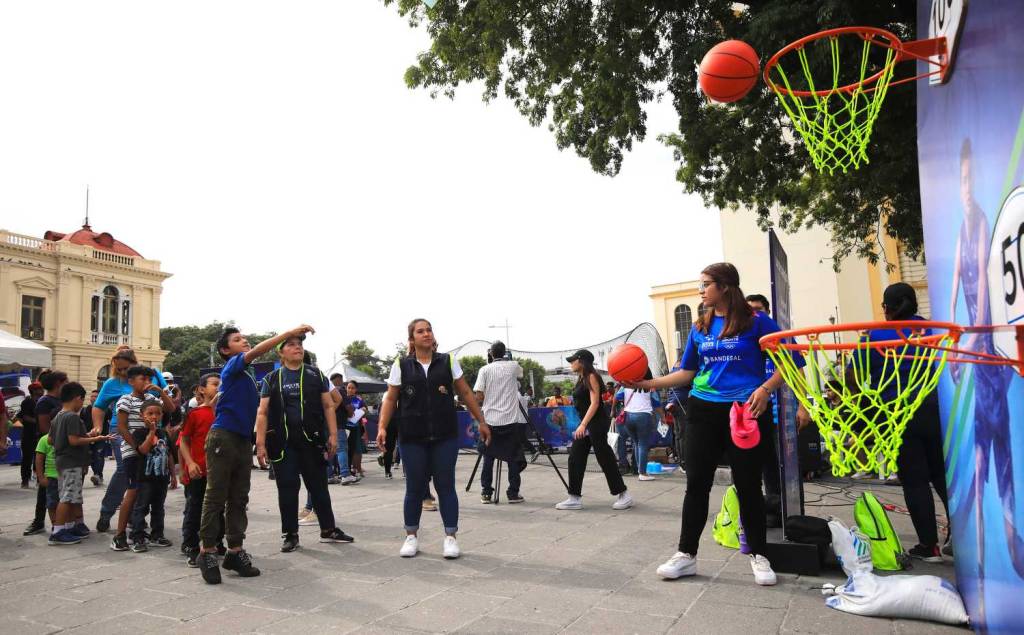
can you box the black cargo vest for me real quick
[265,364,327,461]
[397,353,458,443]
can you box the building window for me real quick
[97,364,110,390]
[121,299,131,336]
[674,304,693,337]
[90,296,100,332]
[21,295,45,340]
[102,285,119,334]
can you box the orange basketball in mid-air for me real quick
[698,40,760,103]
[607,344,649,384]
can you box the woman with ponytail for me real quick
[632,262,799,586]
[866,283,949,562]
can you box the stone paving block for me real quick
[377,589,507,632]
[2,618,63,635]
[668,602,787,635]
[562,606,677,634]
[601,575,706,618]
[454,615,561,634]
[486,583,610,627]
[781,593,895,634]
[58,610,181,635]
[179,605,291,632]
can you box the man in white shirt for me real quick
[474,342,526,504]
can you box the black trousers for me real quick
[382,424,399,475]
[896,395,949,547]
[567,416,627,497]
[346,425,361,465]
[131,477,169,542]
[182,477,223,550]
[21,430,38,485]
[762,421,782,519]
[275,440,336,535]
[679,397,770,556]
[33,484,47,524]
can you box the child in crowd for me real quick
[130,401,176,552]
[110,366,175,552]
[49,382,111,545]
[33,427,60,535]
[179,373,225,566]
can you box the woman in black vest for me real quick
[555,349,632,511]
[376,319,490,559]
[255,335,354,552]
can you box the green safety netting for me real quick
[767,34,897,174]
[764,331,952,477]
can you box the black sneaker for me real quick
[149,535,172,548]
[110,533,130,551]
[481,493,493,504]
[507,493,525,504]
[223,549,260,577]
[95,516,110,533]
[281,533,300,553]
[185,548,200,568]
[23,520,45,536]
[131,539,149,553]
[908,543,943,563]
[198,551,222,584]
[319,528,354,543]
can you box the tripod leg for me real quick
[465,451,484,492]
[546,451,570,492]
[495,460,503,504]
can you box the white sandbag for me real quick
[823,573,969,625]
[828,519,873,577]
[824,519,969,626]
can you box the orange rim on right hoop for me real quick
[760,320,1024,477]
[763,26,950,175]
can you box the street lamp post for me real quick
[487,318,512,349]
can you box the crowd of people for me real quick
[0,260,951,590]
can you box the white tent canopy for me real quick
[324,361,388,394]
[0,329,52,368]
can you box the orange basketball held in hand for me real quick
[607,344,649,384]
[698,40,760,103]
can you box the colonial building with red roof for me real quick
[0,223,171,386]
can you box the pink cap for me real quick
[730,402,761,450]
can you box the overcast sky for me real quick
[0,1,722,364]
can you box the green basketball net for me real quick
[761,322,957,477]
[763,27,902,175]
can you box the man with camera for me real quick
[474,341,527,504]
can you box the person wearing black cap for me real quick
[255,333,353,552]
[555,349,632,511]
[862,282,949,562]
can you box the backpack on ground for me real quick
[712,485,742,549]
[854,491,911,571]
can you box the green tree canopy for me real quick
[384,0,920,266]
[516,357,546,396]
[161,322,282,389]
[459,355,488,390]
[343,340,389,380]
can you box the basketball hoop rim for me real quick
[759,320,1024,376]
[763,25,948,97]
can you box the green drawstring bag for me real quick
[854,491,911,571]
[712,485,742,550]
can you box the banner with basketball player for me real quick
[916,1,1024,632]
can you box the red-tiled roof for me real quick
[43,225,142,257]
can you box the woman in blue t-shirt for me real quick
[632,262,790,586]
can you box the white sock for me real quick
[65,522,76,530]
[569,495,581,502]
[51,525,61,535]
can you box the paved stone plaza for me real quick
[0,453,965,634]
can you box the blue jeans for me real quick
[615,422,630,467]
[99,435,126,520]
[624,412,655,475]
[400,436,459,534]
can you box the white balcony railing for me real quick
[91,331,130,346]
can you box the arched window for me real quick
[97,364,110,390]
[674,304,693,337]
[102,285,119,334]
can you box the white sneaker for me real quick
[555,496,582,510]
[341,475,358,485]
[656,552,697,579]
[298,510,318,527]
[399,535,418,558]
[750,554,777,586]
[638,474,656,482]
[612,492,634,510]
[297,508,311,522]
[443,536,460,559]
